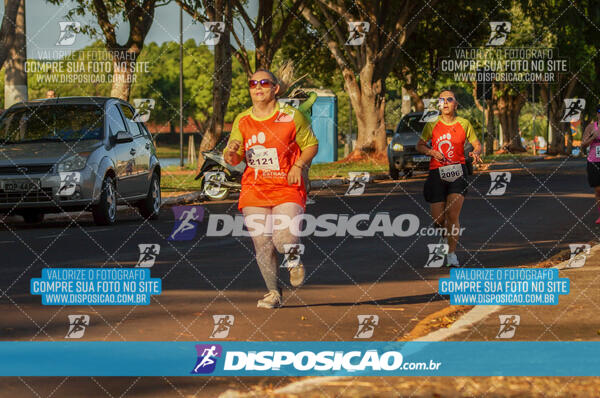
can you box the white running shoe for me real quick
[445,252,460,267]
[257,290,282,309]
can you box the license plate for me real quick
[2,179,40,192]
[413,155,431,162]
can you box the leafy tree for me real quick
[521,0,598,154]
[130,40,249,133]
[177,0,234,168]
[301,0,440,159]
[229,0,305,76]
[49,0,165,101]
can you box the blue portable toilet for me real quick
[309,89,338,164]
[278,89,337,164]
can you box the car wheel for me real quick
[389,165,400,180]
[92,175,117,226]
[21,210,44,224]
[138,172,161,220]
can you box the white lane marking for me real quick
[37,234,70,239]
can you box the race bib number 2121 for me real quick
[246,147,280,170]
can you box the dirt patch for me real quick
[398,305,472,341]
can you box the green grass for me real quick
[156,145,189,159]
[309,160,387,179]
[160,170,202,192]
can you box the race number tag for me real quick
[438,163,463,182]
[246,147,280,170]
[595,145,600,159]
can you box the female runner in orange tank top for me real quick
[224,69,319,309]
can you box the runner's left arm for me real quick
[289,111,319,185]
[463,119,483,163]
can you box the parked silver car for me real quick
[0,97,161,225]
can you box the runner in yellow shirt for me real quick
[416,90,482,267]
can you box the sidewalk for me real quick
[218,244,600,398]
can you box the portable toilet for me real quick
[309,89,338,164]
[278,89,337,164]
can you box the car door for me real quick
[119,104,149,196]
[106,104,137,198]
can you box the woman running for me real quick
[581,105,600,224]
[416,89,482,267]
[224,69,319,308]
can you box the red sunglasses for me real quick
[248,79,275,89]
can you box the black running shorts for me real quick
[424,164,469,203]
[587,161,600,187]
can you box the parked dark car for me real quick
[0,97,161,225]
[387,112,473,179]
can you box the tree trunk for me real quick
[0,0,20,69]
[566,125,573,154]
[400,86,411,116]
[472,82,495,155]
[484,102,495,155]
[496,87,526,152]
[3,0,26,108]
[197,0,232,171]
[540,78,575,155]
[110,57,136,101]
[344,65,387,160]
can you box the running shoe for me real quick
[595,215,600,224]
[445,252,460,267]
[257,290,282,309]
[289,262,305,287]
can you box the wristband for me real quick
[293,163,306,170]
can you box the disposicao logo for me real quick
[191,344,222,374]
[223,350,404,372]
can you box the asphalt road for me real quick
[0,158,597,397]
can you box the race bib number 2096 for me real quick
[439,163,463,182]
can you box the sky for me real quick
[0,0,256,59]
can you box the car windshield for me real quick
[0,104,104,143]
[396,115,425,135]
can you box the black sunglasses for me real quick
[248,79,275,89]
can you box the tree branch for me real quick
[232,0,258,45]
[300,5,351,71]
[270,0,304,55]
[92,0,117,48]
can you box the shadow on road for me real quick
[283,292,445,308]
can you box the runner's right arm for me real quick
[416,122,444,161]
[581,123,598,148]
[224,114,245,166]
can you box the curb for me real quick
[413,243,600,342]
[215,244,600,397]
[164,174,393,206]
[162,191,204,206]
